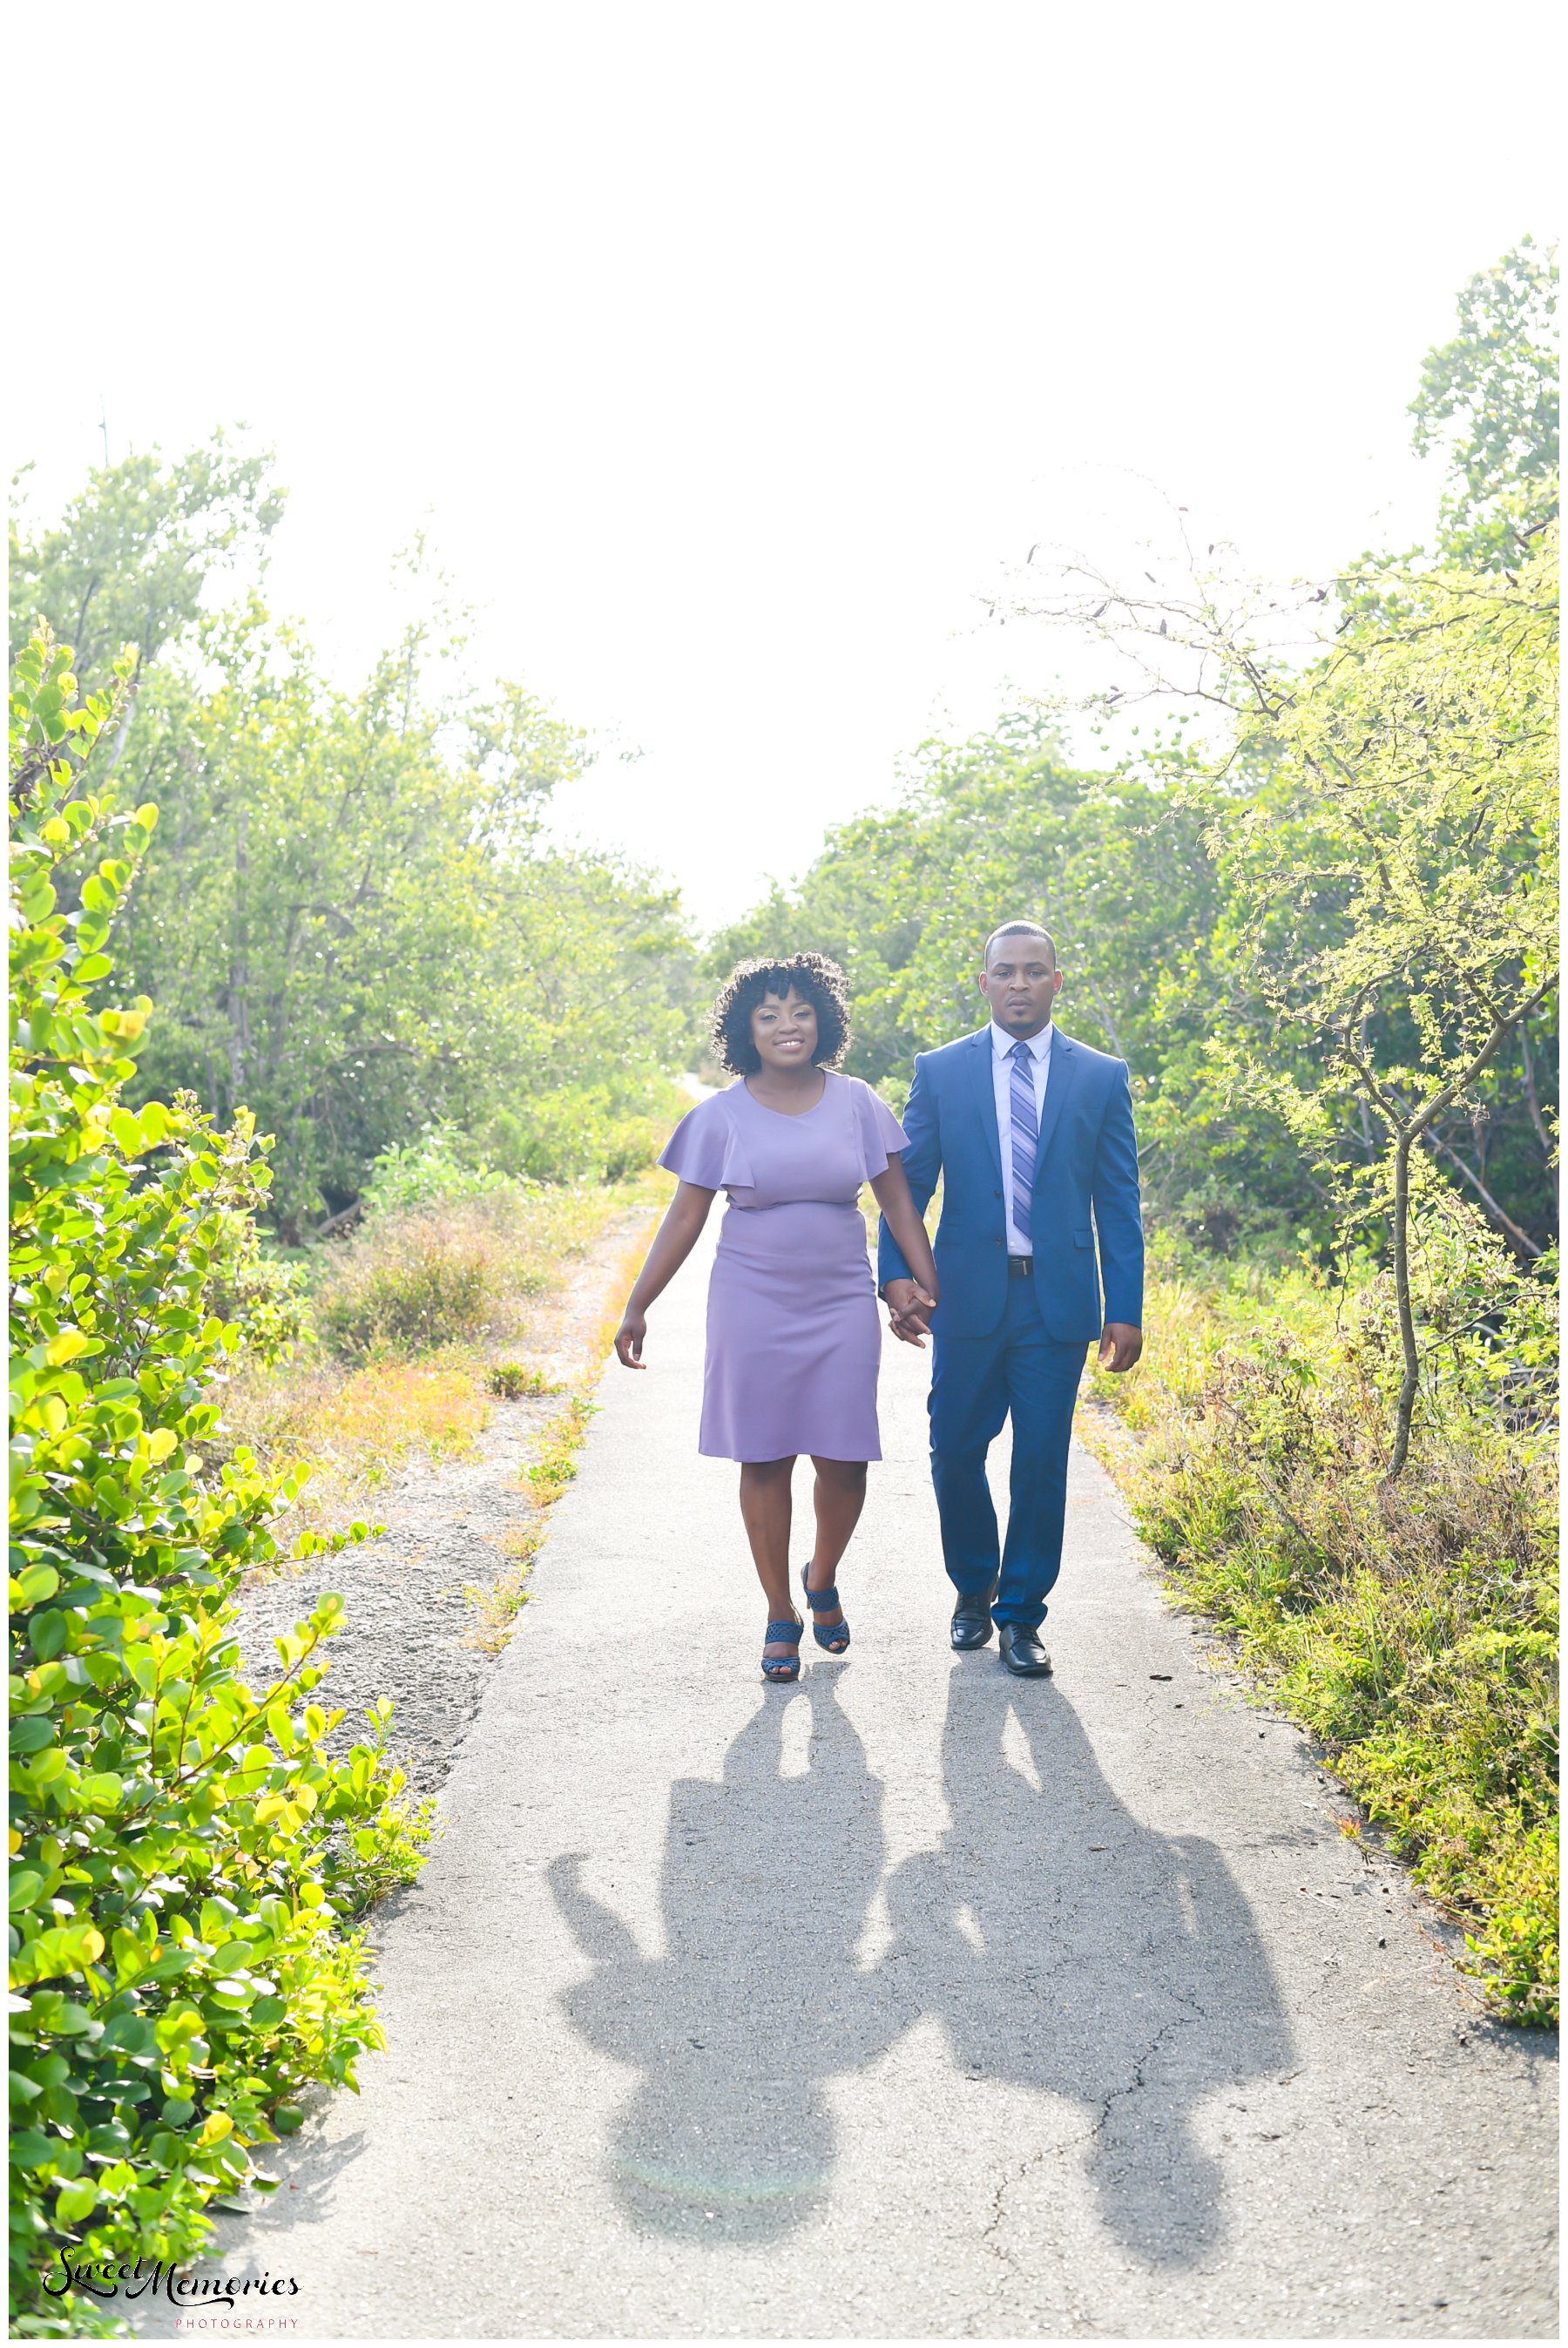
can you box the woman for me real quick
[613,953,938,1682]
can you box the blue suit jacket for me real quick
[876,1026,1144,1343]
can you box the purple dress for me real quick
[659,1072,910,1463]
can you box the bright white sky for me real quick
[8,2,1560,929]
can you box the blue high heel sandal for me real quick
[801,1561,851,1654]
[761,1613,803,1683]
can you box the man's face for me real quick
[977,937,1063,1036]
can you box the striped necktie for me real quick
[1009,1039,1037,1246]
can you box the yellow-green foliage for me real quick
[9,633,428,2336]
[1089,1244,1558,2024]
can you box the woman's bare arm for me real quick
[868,1156,937,1344]
[613,1181,717,1366]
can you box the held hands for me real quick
[1098,1322,1143,1374]
[882,1276,937,1348]
[613,1309,647,1368]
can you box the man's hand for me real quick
[1098,1322,1143,1374]
[882,1276,936,1348]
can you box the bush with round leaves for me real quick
[10,631,426,2335]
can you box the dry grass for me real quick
[226,1171,670,1537]
[313,1182,658,1359]
[220,1350,491,1536]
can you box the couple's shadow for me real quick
[548,1671,1291,2263]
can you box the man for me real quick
[877,922,1144,1675]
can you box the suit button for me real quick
[994,1189,1002,1199]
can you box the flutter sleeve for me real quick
[658,1093,753,1193]
[848,1078,909,1181]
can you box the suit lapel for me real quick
[1031,1030,1078,1177]
[965,1028,1004,1182]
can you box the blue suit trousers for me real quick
[928,1275,1086,1628]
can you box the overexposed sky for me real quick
[8,2,1559,927]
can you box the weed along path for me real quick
[149,1221,1556,2341]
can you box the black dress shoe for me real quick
[998,1623,1052,1676]
[950,1583,998,1650]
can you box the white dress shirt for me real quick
[990,1019,1053,1255]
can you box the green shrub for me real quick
[9,631,425,2336]
[313,1212,498,1357]
[181,1107,314,1365]
[1092,1245,1558,2024]
[483,1086,678,1186]
[360,1125,522,1220]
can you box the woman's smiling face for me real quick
[749,985,819,1072]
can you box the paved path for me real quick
[166,1226,1557,2338]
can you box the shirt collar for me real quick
[990,1020,1053,1065]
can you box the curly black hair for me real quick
[710,952,852,1077]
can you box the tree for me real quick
[1410,237,1558,570]
[105,603,695,1228]
[1005,520,1558,1472]
[1223,541,1558,1472]
[14,440,700,1227]
[9,432,285,696]
[709,714,1316,1245]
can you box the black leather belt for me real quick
[1007,1255,1035,1279]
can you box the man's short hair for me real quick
[982,920,1057,971]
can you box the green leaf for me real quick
[54,2176,99,2223]
[109,1106,145,1157]
[29,1614,68,1662]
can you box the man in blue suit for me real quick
[877,922,1144,1676]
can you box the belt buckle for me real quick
[1009,1255,1034,1279]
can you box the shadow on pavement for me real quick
[548,1666,1292,2263]
[548,1676,897,2241]
[885,1668,1294,2267]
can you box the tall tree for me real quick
[1410,237,1558,570]
[113,605,693,1231]
[9,432,285,694]
[12,438,699,1226]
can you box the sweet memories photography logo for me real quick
[41,2253,302,2327]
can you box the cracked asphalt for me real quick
[152,1222,1558,2338]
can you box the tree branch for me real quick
[1419,1128,1543,1260]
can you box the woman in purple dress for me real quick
[613,954,938,1683]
